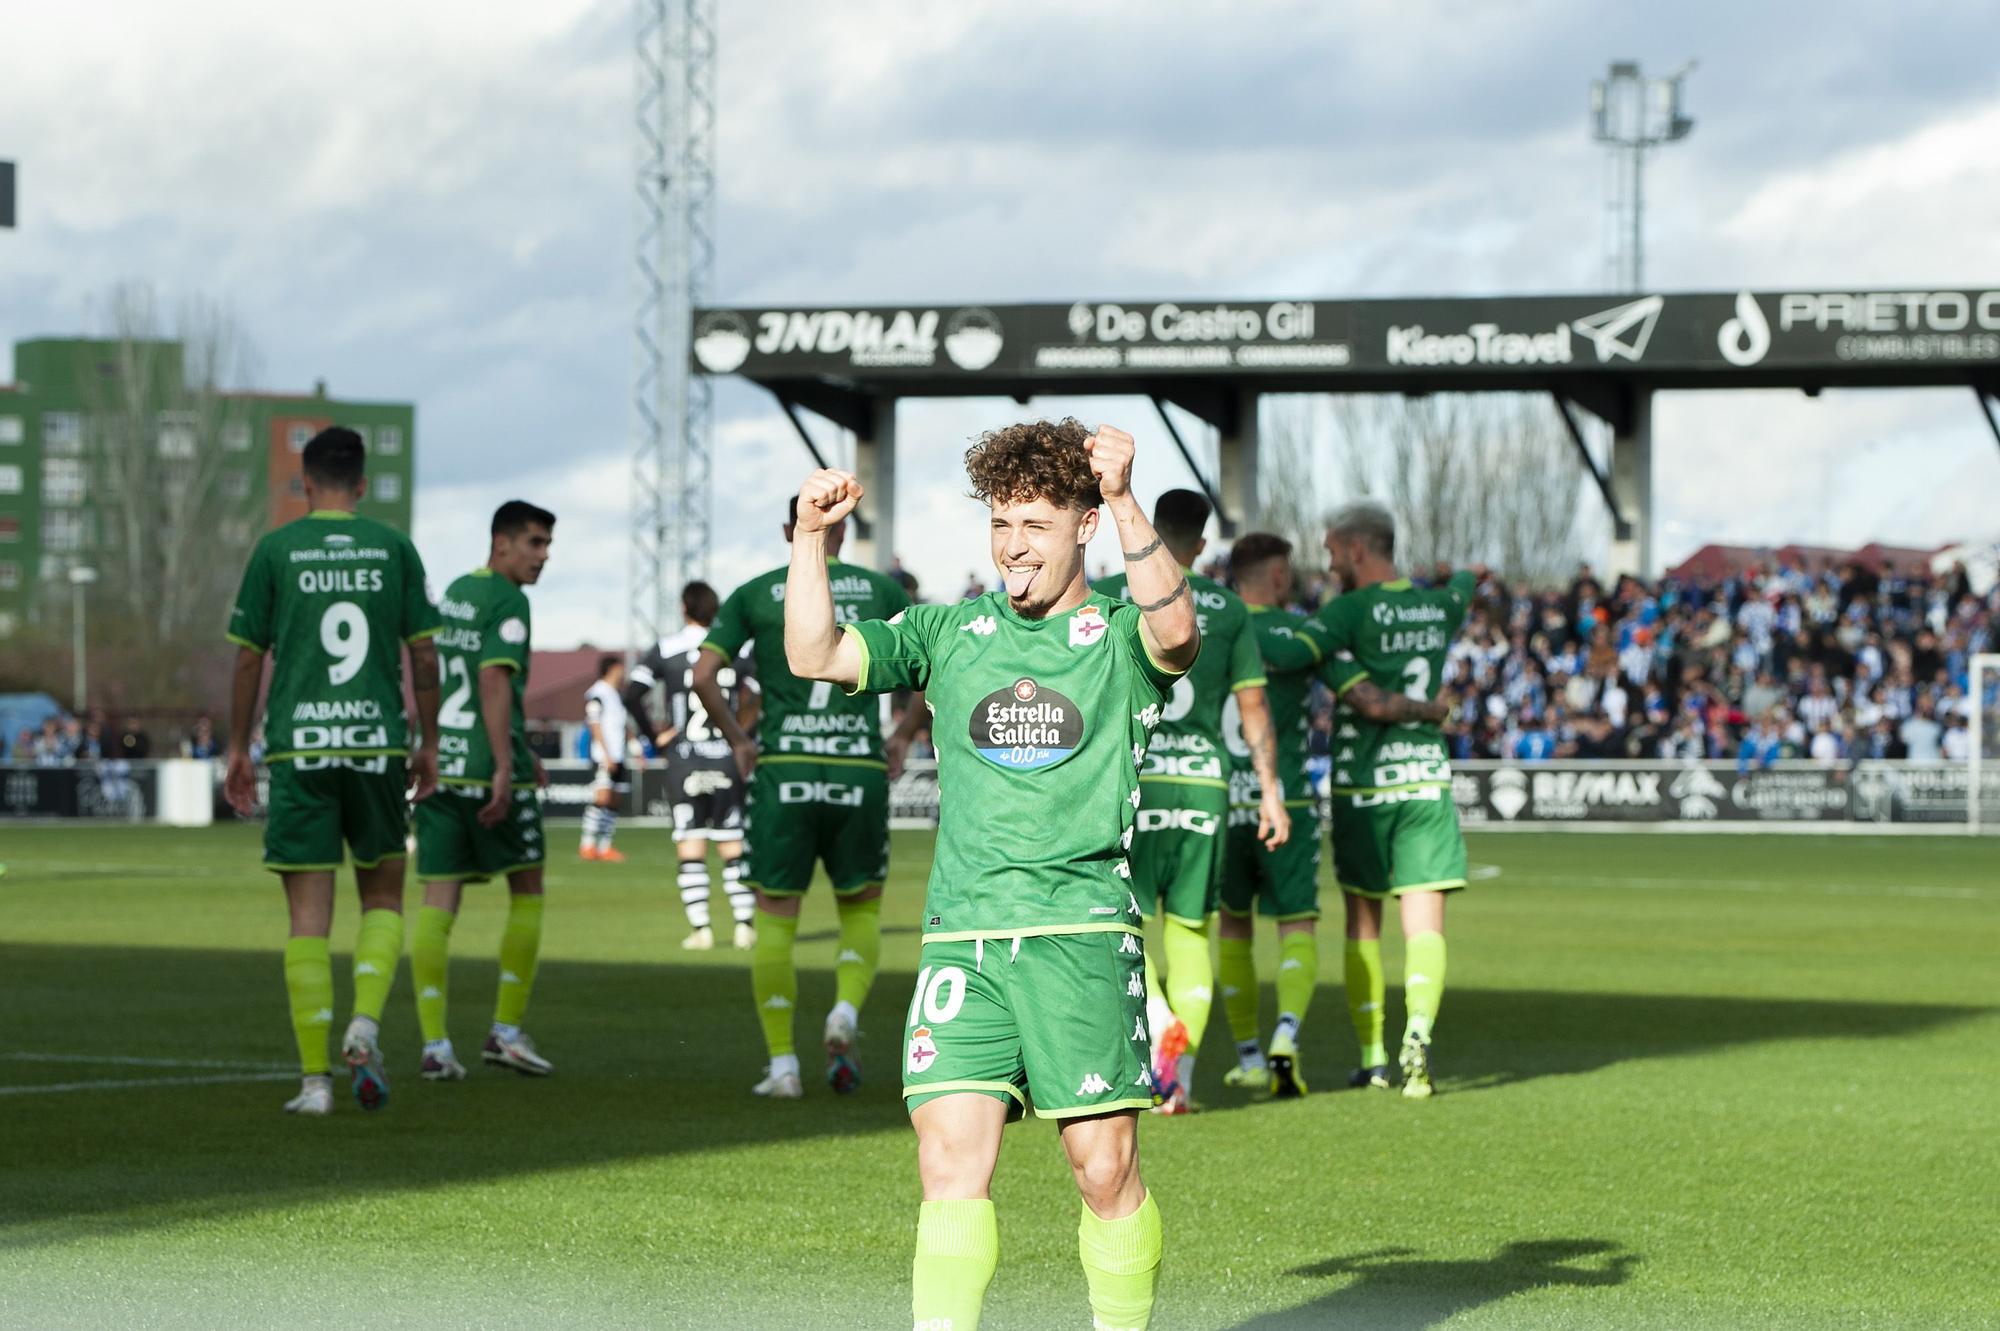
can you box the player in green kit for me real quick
[787,419,1199,1331]
[691,498,926,1099]
[1095,490,1286,1114]
[1216,533,1448,1098]
[410,501,556,1080]
[223,427,442,1116]
[1314,501,1475,1099]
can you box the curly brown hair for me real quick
[964,417,1102,512]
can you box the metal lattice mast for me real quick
[632,0,715,655]
[1589,61,1695,292]
[632,0,673,653]
[680,0,715,585]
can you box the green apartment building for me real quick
[0,337,415,639]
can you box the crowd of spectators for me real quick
[5,711,223,766]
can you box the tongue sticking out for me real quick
[1003,566,1037,599]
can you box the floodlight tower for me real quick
[632,0,716,655]
[1590,61,1695,291]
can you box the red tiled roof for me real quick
[524,647,627,722]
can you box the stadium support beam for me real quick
[1551,391,1632,542]
[1976,386,2000,457]
[1608,390,1655,579]
[850,397,896,570]
[1214,389,1258,539]
[1149,396,1227,533]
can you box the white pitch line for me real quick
[1526,874,1986,902]
[0,1071,295,1097]
[1,1052,294,1071]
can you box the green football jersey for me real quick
[850,591,1181,940]
[227,510,440,764]
[704,560,911,767]
[1225,605,1328,809]
[1314,570,1474,797]
[1092,569,1263,788]
[432,568,535,787]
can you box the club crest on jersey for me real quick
[1069,604,1108,648]
[969,677,1084,770]
[907,1026,939,1074]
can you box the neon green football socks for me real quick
[1403,930,1447,1044]
[1273,928,1319,1040]
[1345,937,1386,1068]
[410,905,455,1044]
[833,893,882,1013]
[911,1198,999,1331]
[751,907,800,1058]
[493,892,544,1028]
[1217,933,1259,1048]
[1079,1191,1162,1331]
[349,908,403,1023]
[1161,916,1213,1051]
[283,935,334,1076]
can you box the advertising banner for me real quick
[694,291,2000,384]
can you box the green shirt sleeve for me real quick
[1254,616,1326,674]
[401,538,442,643]
[1113,601,1183,697]
[703,582,752,660]
[1227,614,1267,691]
[1313,599,1366,695]
[227,536,275,652]
[848,606,935,694]
[481,588,532,673]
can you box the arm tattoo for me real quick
[1136,578,1190,613]
[1122,536,1163,562]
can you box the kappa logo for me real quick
[420,986,442,999]
[1570,294,1664,363]
[1077,1072,1114,1096]
[1135,1069,1154,1089]
[762,995,792,1010]
[1070,604,1109,648]
[1132,1017,1148,1042]
[500,971,521,984]
[355,962,381,976]
[1127,974,1145,998]
[1119,933,1141,955]
[961,615,997,636]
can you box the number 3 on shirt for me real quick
[321,602,369,684]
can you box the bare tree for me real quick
[75,283,263,709]
[1255,395,1334,580]
[1328,393,1591,583]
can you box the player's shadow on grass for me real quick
[0,942,919,1250]
[1230,1239,1638,1330]
[1203,983,1991,1103]
[794,923,922,944]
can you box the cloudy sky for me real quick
[4,1,1998,646]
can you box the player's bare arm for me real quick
[692,650,755,777]
[1344,679,1450,727]
[1089,426,1198,671]
[476,664,516,827]
[884,691,928,779]
[784,468,868,689]
[223,645,266,815]
[1235,685,1292,849]
[407,637,442,803]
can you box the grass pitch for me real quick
[1,825,1994,1329]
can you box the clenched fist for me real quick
[795,469,863,534]
[1084,426,1135,501]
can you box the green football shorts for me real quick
[903,930,1156,1121]
[1330,787,1468,898]
[263,757,409,873]
[1127,780,1228,925]
[415,784,546,883]
[1220,802,1322,920]
[744,761,888,896]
